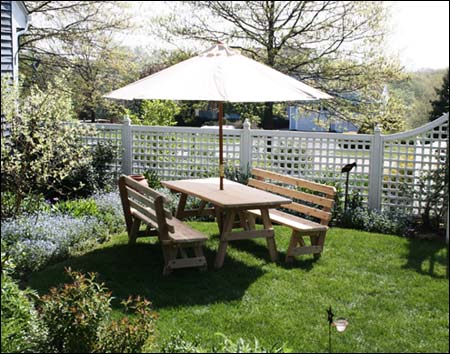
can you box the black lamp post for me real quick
[341,162,357,212]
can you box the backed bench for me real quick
[118,175,208,275]
[247,168,336,262]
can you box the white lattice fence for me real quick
[249,130,372,202]
[84,113,448,214]
[69,123,123,176]
[380,115,448,214]
[130,125,242,180]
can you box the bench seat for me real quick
[247,209,328,234]
[166,218,209,244]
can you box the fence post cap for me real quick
[243,118,251,129]
[123,116,131,125]
[374,125,382,134]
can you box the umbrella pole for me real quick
[219,101,224,190]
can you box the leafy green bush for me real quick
[224,164,250,185]
[97,296,158,353]
[50,141,116,200]
[1,254,47,353]
[39,268,112,353]
[1,192,50,220]
[1,77,93,216]
[339,207,413,236]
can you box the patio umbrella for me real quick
[105,43,332,189]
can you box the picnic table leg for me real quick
[215,206,224,235]
[214,209,235,268]
[260,208,278,262]
[176,193,188,219]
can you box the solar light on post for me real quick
[327,306,348,353]
[341,162,357,212]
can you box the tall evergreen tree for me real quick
[429,69,449,121]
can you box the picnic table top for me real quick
[161,178,291,209]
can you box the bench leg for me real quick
[128,218,141,245]
[311,231,326,259]
[286,230,300,263]
[194,243,207,272]
[162,246,176,276]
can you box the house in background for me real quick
[288,106,359,133]
[1,0,29,81]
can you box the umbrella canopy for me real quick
[105,43,331,102]
[105,43,332,189]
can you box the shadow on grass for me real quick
[28,239,265,310]
[229,239,319,271]
[402,238,448,279]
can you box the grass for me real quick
[28,223,449,353]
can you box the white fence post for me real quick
[240,119,252,172]
[368,125,383,210]
[121,116,133,175]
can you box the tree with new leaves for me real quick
[20,1,137,122]
[429,69,449,121]
[156,1,404,131]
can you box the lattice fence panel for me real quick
[130,126,241,180]
[67,123,123,176]
[381,117,448,214]
[250,130,373,202]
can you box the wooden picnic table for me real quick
[161,178,292,268]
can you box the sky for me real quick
[124,1,449,71]
[386,1,449,70]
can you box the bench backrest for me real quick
[118,175,174,240]
[248,168,336,225]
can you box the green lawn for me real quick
[28,224,449,353]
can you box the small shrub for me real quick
[339,207,413,236]
[1,254,47,353]
[39,268,112,353]
[97,296,158,353]
[160,331,204,353]
[1,192,50,220]
[51,198,99,218]
[51,142,116,200]
[224,164,250,185]
[159,331,289,353]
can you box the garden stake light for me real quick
[327,306,348,353]
[341,162,357,212]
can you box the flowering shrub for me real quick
[40,268,112,353]
[1,212,106,274]
[339,207,413,236]
[92,191,125,233]
[97,296,158,353]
